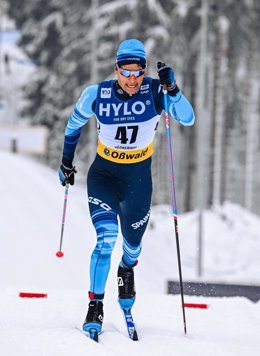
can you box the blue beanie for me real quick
[116,39,146,68]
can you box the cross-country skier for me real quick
[59,38,195,338]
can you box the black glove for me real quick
[157,62,180,95]
[58,161,77,186]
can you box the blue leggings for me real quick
[87,154,152,296]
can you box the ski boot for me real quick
[117,264,136,309]
[118,264,138,340]
[82,300,103,342]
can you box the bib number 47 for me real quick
[115,125,138,144]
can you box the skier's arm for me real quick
[167,91,195,126]
[62,84,98,165]
[156,62,195,126]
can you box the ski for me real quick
[121,306,138,341]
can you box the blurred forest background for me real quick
[2,0,260,215]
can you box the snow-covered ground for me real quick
[0,14,260,356]
[0,150,260,356]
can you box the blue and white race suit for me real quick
[62,77,195,297]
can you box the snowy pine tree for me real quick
[5,0,260,214]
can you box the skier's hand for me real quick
[157,62,175,87]
[157,62,179,95]
[59,162,77,186]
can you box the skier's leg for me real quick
[89,207,118,297]
[117,159,152,307]
[83,159,120,332]
[119,159,152,268]
[87,161,120,298]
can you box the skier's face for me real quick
[115,63,146,94]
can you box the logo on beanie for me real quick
[124,57,141,61]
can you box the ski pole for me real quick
[56,183,69,258]
[163,89,187,334]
